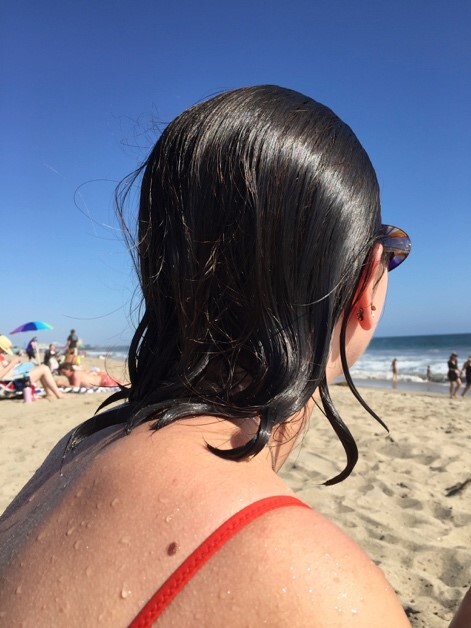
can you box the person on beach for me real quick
[391,357,398,385]
[447,352,461,398]
[5,84,461,627]
[56,362,120,388]
[25,336,38,362]
[43,343,60,373]
[0,335,64,399]
[64,328,79,363]
[460,355,471,398]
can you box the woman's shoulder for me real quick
[201,499,411,627]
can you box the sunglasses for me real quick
[379,224,411,271]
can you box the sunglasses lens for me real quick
[387,252,407,271]
[380,225,411,272]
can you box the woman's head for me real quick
[70,85,410,483]
[0,335,13,356]
[131,85,381,385]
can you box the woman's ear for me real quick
[349,244,385,331]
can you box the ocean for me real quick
[84,333,471,395]
[349,332,471,393]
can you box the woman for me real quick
[0,334,64,399]
[447,352,461,398]
[0,86,419,625]
[460,355,471,397]
[43,342,60,373]
[25,336,38,362]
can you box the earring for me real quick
[357,308,364,321]
[371,304,376,318]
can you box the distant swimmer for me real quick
[426,365,432,381]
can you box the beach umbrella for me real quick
[10,321,54,334]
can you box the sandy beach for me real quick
[0,365,469,627]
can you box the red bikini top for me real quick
[129,495,309,627]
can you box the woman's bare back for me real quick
[0,417,410,627]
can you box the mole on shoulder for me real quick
[167,541,179,556]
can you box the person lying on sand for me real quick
[56,362,120,388]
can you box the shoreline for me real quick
[339,377,469,398]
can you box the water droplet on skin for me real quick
[158,495,169,504]
[120,587,131,599]
[98,611,106,622]
[281,587,288,594]
[85,566,93,577]
[36,531,46,542]
[120,536,131,545]
[165,515,172,523]
[111,498,120,508]
[66,527,76,536]
[351,609,358,615]
[96,501,103,510]
[75,488,84,498]
[219,589,232,599]
[74,540,82,550]
[15,585,23,595]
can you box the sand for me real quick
[0,366,469,627]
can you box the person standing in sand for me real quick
[8,85,471,627]
[25,336,39,362]
[64,328,79,363]
[391,357,398,385]
[447,352,461,398]
[460,355,471,398]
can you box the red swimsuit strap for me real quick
[130,495,309,627]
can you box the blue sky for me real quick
[1,0,470,346]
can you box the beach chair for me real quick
[0,378,25,399]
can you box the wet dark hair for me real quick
[66,85,387,484]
